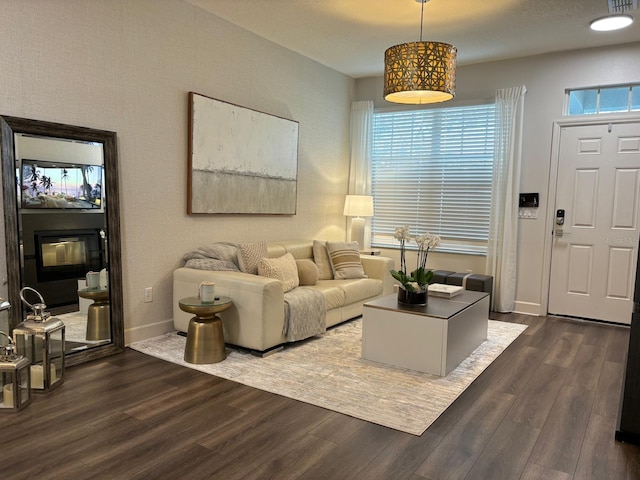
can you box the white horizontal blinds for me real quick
[371,104,496,252]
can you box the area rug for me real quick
[130,319,527,435]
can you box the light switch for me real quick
[518,208,538,219]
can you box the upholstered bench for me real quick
[430,270,494,310]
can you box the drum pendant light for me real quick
[384,0,457,104]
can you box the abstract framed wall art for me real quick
[188,92,299,214]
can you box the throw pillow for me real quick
[313,240,333,280]
[296,259,319,286]
[238,241,268,274]
[326,241,367,280]
[258,253,300,292]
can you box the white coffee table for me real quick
[361,291,489,376]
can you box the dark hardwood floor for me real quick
[2,313,640,479]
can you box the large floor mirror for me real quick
[1,116,124,366]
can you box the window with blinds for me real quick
[371,104,496,254]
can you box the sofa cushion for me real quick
[313,240,333,280]
[267,243,287,259]
[326,241,367,280]
[258,253,299,292]
[239,241,268,274]
[313,282,347,310]
[284,242,314,260]
[296,259,319,286]
[338,278,383,304]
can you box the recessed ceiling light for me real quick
[590,14,634,31]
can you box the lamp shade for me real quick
[343,195,374,217]
[384,41,457,104]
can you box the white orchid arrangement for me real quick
[390,226,441,293]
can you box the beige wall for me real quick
[0,0,354,342]
[355,41,640,315]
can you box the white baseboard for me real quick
[125,318,174,345]
[513,301,543,316]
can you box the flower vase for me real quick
[397,288,428,306]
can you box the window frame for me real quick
[370,102,497,256]
[566,83,640,116]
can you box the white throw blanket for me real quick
[182,242,240,271]
[283,287,326,342]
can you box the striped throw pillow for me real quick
[326,241,367,280]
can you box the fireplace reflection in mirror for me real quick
[34,229,105,284]
[23,228,109,351]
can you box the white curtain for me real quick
[347,101,374,246]
[486,86,527,312]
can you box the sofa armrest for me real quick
[360,256,395,296]
[173,267,286,352]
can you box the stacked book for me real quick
[428,283,464,298]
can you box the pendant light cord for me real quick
[419,0,425,42]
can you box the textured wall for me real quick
[0,0,354,342]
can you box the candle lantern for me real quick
[13,287,65,393]
[0,331,31,412]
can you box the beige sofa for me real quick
[173,240,394,354]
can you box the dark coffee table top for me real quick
[364,291,489,320]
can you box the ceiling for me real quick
[184,0,640,78]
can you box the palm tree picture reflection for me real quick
[20,160,102,209]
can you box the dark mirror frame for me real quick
[1,116,124,366]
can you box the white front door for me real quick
[548,121,640,325]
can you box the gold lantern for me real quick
[13,287,65,393]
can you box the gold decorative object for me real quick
[77,287,110,341]
[384,0,457,104]
[179,296,233,364]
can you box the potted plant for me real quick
[390,226,440,306]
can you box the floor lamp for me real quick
[343,195,374,250]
